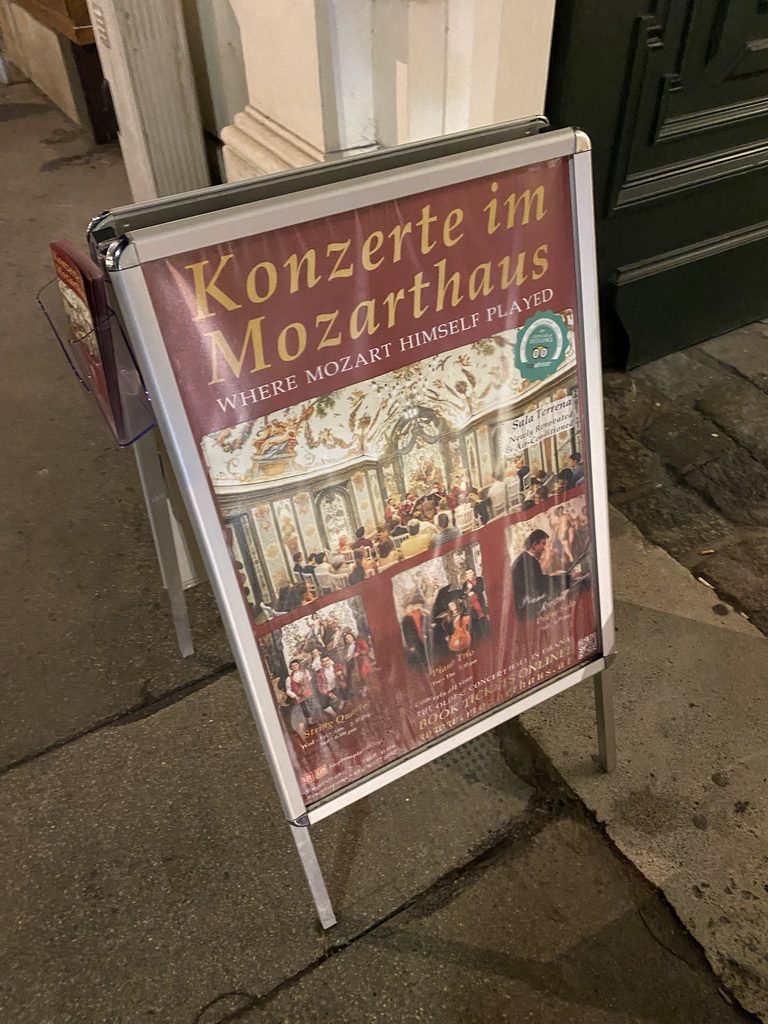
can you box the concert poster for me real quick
[141,154,601,805]
[50,239,122,437]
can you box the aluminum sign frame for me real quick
[105,124,614,926]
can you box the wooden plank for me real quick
[13,0,94,44]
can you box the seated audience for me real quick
[431,512,461,548]
[351,525,372,550]
[390,515,408,539]
[377,538,402,568]
[348,549,367,585]
[552,468,574,494]
[569,452,585,485]
[399,519,432,557]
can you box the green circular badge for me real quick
[515,311,568,382]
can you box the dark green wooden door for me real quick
[546,0,768,367]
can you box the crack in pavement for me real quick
[187,800,561,1024]
[0,660,237,777]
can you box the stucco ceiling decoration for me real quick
[201,323,575,494]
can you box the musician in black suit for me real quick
[462,570,491,641]
[511,529,571,622]
[401,601,430,672]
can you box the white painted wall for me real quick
[180,0,248,136]
[1,4,85,125]
[229,0,327,152]
[373,0,556,146]
[218,0,556,181]
[493,0,556,124]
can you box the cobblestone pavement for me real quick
[604,318,768,637]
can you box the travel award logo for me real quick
[515,311,567,382]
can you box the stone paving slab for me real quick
[236,817,753,1024]
[633,343,768,473]
[632,348,724,403]
[521,510,768,1020]
[638,403,737,476]
[0,83,231,768]
[616,481,730,563]
[0,674,531,1024]
[703,322,768,394]
[603,361,768,634]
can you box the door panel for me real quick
[547,0,768,366]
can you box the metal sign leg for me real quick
[289,821,337,930]
[593,672,616,772]
[132,431,194,657]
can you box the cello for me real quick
[448,611,472,653]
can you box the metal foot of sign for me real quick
[289,821,337,930]
[594,672,616,773]
[132,431,194,658]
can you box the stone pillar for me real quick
[221,0,555,182]
[87,0,210,200]
[372,0,556,145]
[221,0,376,181]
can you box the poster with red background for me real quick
[142,155,601,806]
[50,240,121,436]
